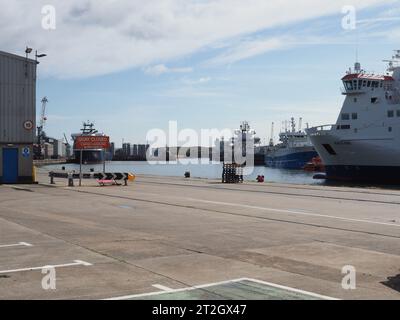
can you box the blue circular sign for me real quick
[22,147,30,158]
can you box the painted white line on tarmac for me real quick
[105,278,338,300]
[152,284,174,292]
[113,190,400,228]
[0,242,33,249]
[0,260,92,274]
[242,278,338,300]
[187,198,400,228]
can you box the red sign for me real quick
[75,136,110,150]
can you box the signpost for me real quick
[75,136,110,186]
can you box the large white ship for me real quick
[307,51,400,183]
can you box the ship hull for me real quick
[308,131,400,183]
[265,147,318,169]
[324,165,400,183]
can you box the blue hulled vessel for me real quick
[265,118,318,169]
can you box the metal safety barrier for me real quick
[49,171,135,187]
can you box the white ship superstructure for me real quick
[307,51,400,183]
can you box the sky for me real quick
[1,0,400,147]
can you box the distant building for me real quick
[44,142,54,159]
[110,142,115,157]
[122,143,131,158]
[132,144,138,157]
[53,139,67,158]
[43,137,67,159]
[138,144,149,159]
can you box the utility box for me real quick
[0,51,37,184]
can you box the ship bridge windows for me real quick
[371,97,378,104]
[344,80,363,91]
[344,81,353,90]
[341,113,350,120]
[343,79,382,92]
[352,113,358,120]
[397,110,400,117]
[388,110,394,118]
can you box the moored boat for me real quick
[307,51,400,183]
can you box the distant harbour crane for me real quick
[64,133,71,158]
[36,97,48,159]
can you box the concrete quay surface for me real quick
[1,169,400,299]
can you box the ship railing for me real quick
[306,125,335,135]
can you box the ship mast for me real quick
[290,117,296,133]
[269,122,274,147]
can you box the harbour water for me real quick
[43,161,320,185]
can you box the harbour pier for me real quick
[1,169,400,299]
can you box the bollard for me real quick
[68,173,74,187]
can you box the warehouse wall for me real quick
[0,51,36,144]
[0,51,37,184]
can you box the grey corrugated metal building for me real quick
[0,50,37,184]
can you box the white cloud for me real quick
[0,0,389,78]
[207,37,289,65]
[182,77,212,85]
[144,64,192,76]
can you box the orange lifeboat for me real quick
[303,156,325,172]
